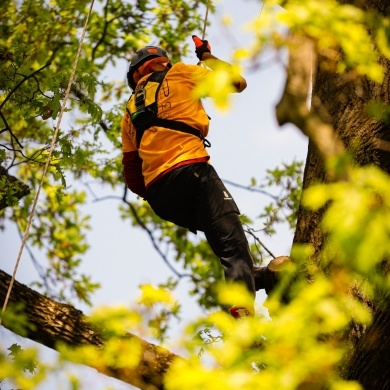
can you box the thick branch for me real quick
[0,269,181,390]
[275,35,345,164]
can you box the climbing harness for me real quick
[126,68,211,148]
[0,0,96,325]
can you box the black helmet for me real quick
[127,46,171,90]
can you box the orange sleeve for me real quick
[121,113,146,197]
[122,151,146,198]
[121,112,137,153]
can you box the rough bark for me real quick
[344,289,390,389]
[277,0,390,388]
[0,269,181,390]
[294,54,390,390]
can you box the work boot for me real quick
[254,256,291,295]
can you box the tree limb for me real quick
[0,269,182,390]
[275,35,345,165]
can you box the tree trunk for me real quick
[290,0,390,388]
[0,269,181,390]
[343,289,390,389]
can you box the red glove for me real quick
[192,35,211,60]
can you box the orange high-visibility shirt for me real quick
[121,62,211,190]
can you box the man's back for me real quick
[122,62,211,187]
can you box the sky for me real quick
[0,0,308,388]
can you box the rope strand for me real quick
[202,0,211,40]
[0,0,96,325]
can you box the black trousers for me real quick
[145,163,255,298]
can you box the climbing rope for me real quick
[197,1,212,69]
[202,0,212,40]
[0,0,96,325]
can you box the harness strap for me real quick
[154,118,211,147]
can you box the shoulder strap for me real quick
[147,68,169,83]
[133,69,169,146]
[126,68,169,118]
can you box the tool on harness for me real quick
[126,68,211,148]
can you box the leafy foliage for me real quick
[0,0,209,304]
[253,160,303,234]
[165,275,369,390]
[251,0,390,82]
[0,343,45,390]
[304,165,390,275]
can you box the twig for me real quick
[245,227,276,259]
[85,183,192,279]
[222,178,279,200]
[0,110,23,149]
[0,62,52,111]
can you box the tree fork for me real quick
[0,269,181,390]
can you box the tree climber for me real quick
[121,36,288,319]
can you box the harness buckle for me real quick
[134,88,146,110]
